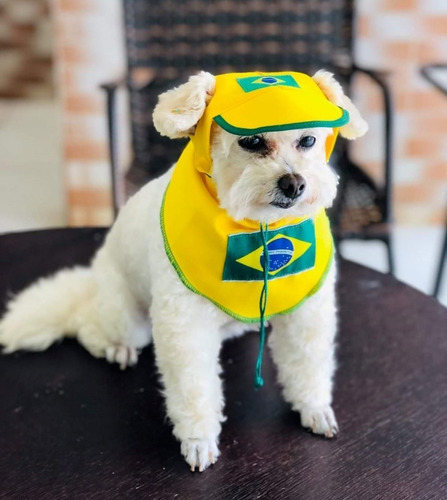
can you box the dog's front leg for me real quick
[269,263,338,438]
[151,296,225,472]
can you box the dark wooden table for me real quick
[0,228,446,500]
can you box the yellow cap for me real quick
[191,71,349,174]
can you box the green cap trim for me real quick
[213,108,350,136]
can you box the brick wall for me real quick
[52,0,127,226]
[53,0,447,226]
[0,0,53,98]
[353,0,447,224]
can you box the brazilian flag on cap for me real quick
[237,74,301,93]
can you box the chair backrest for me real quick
[122,0,355,181]
[124,0,354,76]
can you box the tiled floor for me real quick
[0,99,446,306]
[341,230,447,306]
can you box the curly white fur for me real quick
[0,70,367,472]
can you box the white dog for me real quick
[0,70,367,472]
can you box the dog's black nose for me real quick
[277,174,306,199]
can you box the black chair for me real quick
[420,64,447,299]
[102,0,395,273]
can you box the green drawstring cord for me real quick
[255,223,270,389]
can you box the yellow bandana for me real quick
[161,72,347,323]
[161,142,334,322]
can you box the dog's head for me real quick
[153,70,367,224]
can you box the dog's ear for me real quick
[312,69,368,140]
[153,71,216,139]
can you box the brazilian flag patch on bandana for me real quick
[222,219,316,282]
[236,74,300,93]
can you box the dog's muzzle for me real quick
[271,173,306,208]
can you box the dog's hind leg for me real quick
[76,248,152,369]
[76,295,151,370]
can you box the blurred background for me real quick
[0,0,446,305]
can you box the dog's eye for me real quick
[238,135,267,153]
[298,136,316,149]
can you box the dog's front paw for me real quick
[105,345,138,370]
[180,437,220,472]
[299,405,339,438]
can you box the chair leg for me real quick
[105,87,119,219]
[433,226,447,298]
[333,236,341,257]
[100,83,120,220]
[385,236,395,276]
